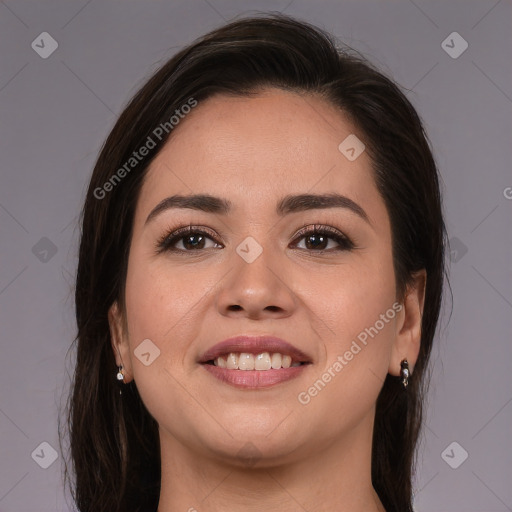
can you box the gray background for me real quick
[1,1,511,511]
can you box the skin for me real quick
[108,88,426,512]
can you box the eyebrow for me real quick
[145,193,370,225]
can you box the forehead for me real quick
[136,89,381,223]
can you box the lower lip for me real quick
[201,363,308,388]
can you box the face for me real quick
[109,88,422,467]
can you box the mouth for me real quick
[203,352,307,370]
[198,335,312,389]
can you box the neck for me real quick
[156,413,386,512]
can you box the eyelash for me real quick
[155,223,355,254]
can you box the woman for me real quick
[61,12,447,512]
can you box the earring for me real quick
[400,359,410,389]
[117,365,124,395]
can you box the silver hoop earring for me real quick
[117,365,124,395]
[400,359,409,389]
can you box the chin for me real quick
[207,436,306,469]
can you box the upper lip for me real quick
[198,335,313,364]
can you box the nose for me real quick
[216,241,296,320]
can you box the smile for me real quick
[201,353,310,389]
[208,352,303,370]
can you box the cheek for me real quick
[294,247,397,419]
[122,254,205,431]
[122,249,207,393]
[299,245,397,346]
[124,247,207,343]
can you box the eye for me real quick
[292,224,354,252]
[156,223,354,254]
[155,225,223,253]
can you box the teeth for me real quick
[213,352,302,370]
[271,352,282,369]
[238,353,255,370]
[254,352,271,370]
[226,353,238,369]
[282,355,292,368]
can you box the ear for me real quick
[108,301,133,383]
[388,270,427,377]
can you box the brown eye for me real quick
[156,226,222,253]
[156,224,354,254]
[293,225,354,252]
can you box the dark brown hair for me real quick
[60,12,447,512]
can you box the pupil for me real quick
[306,234,326,250]
[185,234,204,249]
